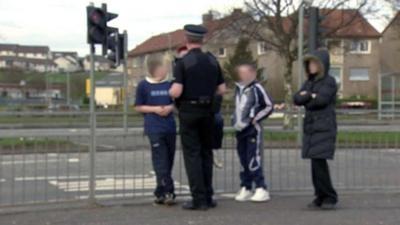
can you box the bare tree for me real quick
[230,0,384,129]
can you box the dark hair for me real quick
[235,62,257,72]
[186,35,203,44]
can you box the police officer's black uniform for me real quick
[173,25,225,210]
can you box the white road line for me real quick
[77,191,192,200]
[0,179,5,182]
[1,158,79,165]
[14,174,149,181]
[50,178,189,192]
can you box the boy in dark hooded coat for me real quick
[293,49,338,210]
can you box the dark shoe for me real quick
[307,198,322,209]
[207,199,217,208]
[320,202,337,210]
[154,196,165,205]
[181,201,208,211]
[164,193,176,206]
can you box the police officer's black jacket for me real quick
[173,48,224,106]
[293,49,338,160]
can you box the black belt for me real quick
[181,99,212,105]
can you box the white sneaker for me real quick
[250,188,270,202]
[235,187,253,202]
[213,150,223,169]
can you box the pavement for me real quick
[1,193,400,225]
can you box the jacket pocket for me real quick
[312,116,333,132]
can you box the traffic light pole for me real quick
[297,2,305,146]
[123,30,129,133]
[89,43,97,205]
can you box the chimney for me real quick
[231,8,243,17]
[202,11,214,24]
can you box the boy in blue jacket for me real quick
[135,55,176,205]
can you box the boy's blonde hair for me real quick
[145,54,172,77]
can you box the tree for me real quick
[229,0,386,129]
[223,38,264,87]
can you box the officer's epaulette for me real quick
[206,51,218,66]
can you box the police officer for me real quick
[169,24,226,210]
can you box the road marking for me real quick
[14,174,149,181]
[1,158,79,165]
[48,176,190,193]
[77,190,192,200]
[0,179,5,182]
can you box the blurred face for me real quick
[237,65,256,84]
[308,60,320,75]
[152,64,169,80]
[177,49,188,58]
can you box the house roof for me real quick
[0,43,49,54]
[318,9,380,38]
[129,11,238,57]
[382,11,400,34]
[0,44,18,51]
[129,8,380,57]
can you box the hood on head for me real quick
[303,49,330,80]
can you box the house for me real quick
[0,82,62,100]
[83,55,112,72]
[128,9,383,100]
[52,51,81,72]
[0,44,56,72]
[94,73,124,106]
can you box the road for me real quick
[0,147,400,207]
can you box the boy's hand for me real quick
[299,91,308,96]
[160,105,174,116]
[154,106,165,116]
[311,93,317,99]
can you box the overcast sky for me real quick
[0,0,396,56]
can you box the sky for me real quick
[0,0,243,56]
[0,0,396,56]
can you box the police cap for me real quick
[184,24,208,38]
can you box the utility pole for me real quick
[123,30,128,133]
[297,1,305,145]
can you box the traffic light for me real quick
[105,32,123,67]
[308,7,325,52]
[86,3,118,47]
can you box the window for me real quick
[257,42,270,55]
[217,48,226,57]
[329,67,342,85]
[349,68,369,81]
[349,40,370,54]
[326,39,343,55]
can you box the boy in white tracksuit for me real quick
[233,63,274,202]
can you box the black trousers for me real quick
[311,159,338,204]
[147,133,176,198]
[179,110,214,205]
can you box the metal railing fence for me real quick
[0,109,399,208]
